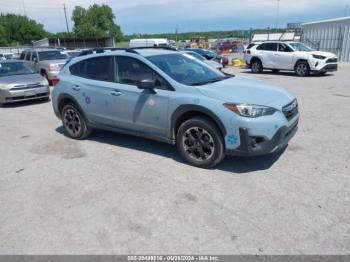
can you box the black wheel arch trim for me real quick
[170,104,227,140]
[57,93,86,120]
[294,59,310,69]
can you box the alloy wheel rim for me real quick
[297,64,307,75]
[252,62,260,72]
[182,127,215,161]
[64,108,82,136]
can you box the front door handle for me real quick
[111,90,122,96]
[72,85,80,91]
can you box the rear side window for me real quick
[25,52,32,61]
[20,52,26,60]
[70,60,85,76]
[246,43,256,49]
[70,56,114,82]
[257,43,278,51]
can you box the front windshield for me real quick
[38,51,68,61]
[0,61,34,77]
[289,43,314,52]
[147,53,227,86]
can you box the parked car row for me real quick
[243,41,338,76]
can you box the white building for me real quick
[302,17,350,62]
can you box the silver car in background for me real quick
[20,49,69,82]
[180,50,223,70]
[0,60,50,106]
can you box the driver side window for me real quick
[278,43,293,52]
[115,56,169,90]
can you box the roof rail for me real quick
[77,46,178,57]
[131,46,178,51]
[78,48,139,57]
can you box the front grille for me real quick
[6,92,49,101]
[324,64,338,71]
[282,99,298,121]
[326,58,338,63]
[11,83,44,91]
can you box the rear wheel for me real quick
[61,103,92,140]
[295,61,310,77]
[176,117,225,168]
[251,59,263,73]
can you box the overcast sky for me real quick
[1,0,349,34]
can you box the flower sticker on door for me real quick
[228,135,238,145]
[85,96,91,104]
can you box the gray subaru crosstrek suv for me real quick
[52,48,299,168]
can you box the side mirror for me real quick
[137,79,156,93]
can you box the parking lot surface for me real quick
[0,64,350,254]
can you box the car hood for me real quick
[40,59,67,65]
[197,76,295,110]
[0,73,45,88]
[297,50,337,58]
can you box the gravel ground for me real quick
[0,64,349,255]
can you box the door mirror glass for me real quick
[137,79,156,90]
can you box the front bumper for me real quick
[0,86,50,104]
[312,62,338,73]
[227,119,298,156]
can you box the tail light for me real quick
[51,78,60,86]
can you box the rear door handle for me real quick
[111,90,122,96]
[72,85,80,91]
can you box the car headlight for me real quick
[48,64,61,71]
[312,54,326,60]
[224,103,276,118]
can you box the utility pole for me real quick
[175,28,178,43]
[63,4,70,33]
[275,0,280,30]
[21,0,27,16]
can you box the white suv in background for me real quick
[246,41,338,76]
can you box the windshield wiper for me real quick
[191,76,230,86]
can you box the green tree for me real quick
[0,14,47,46]
[0,25,8,46]
[72,4,123,41]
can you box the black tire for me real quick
[0,103,4,107]
[295,61,310,77]
[61,103,92,140]
[251,59,263,73]
[272,69,279,73]
[176,116,225,168]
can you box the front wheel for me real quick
[176,117,225,168]
[295,61,310,77]
[62,103,92,140]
